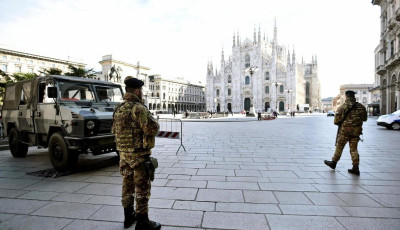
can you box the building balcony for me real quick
[376,65,387,75]
[388,18,397,30]
[385,52,400,68]
[396,7,400,21]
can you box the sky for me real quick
[0,0,380,98]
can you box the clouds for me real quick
[0,0,380,97]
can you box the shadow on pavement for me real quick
[26,155,119,178]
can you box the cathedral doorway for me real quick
[244,98,251,111]
[279,101,284,112]
[265,102,270,112]
[217,103,221,112]
[227,103,232,112]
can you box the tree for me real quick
[12,72,37,82]
[65,65,96,78]
[39,67,62,75]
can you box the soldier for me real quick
[112,76,161,230]
[324,90,367,176]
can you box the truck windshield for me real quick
[94,85,123,103]
[58,82,95,102]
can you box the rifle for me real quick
[335,102,358,146]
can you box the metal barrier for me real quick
[157,118,186,154]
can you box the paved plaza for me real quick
[0,115,399,230]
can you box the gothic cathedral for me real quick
[206,22,321,113]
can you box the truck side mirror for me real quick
[47,87,58,98]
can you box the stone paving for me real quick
[0,115,399,230]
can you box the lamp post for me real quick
[272,81,282,112]
[245,66,258,113]
[286,89,292,112]
[245,66,258,77]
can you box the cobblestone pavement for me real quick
[0,115,399,230]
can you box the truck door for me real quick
[18,81,34,133]
[34,81,56,134]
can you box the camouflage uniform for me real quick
[112,92,159,215]
[332,97,367,165]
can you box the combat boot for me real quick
[124,207,136,228]
[348,164,360,176]
[324,160,337,169]
[135,213,161,230]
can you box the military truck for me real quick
[1,75,124,171]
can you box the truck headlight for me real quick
[87,121,95,129]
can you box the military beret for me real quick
[345,90,356,96]
[125,77,144,88]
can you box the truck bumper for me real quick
[64,134,116,155]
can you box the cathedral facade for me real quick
[206,23,321,113]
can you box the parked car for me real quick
[377,110,400,130]
[1,75,124,171]
[327,110,335,116]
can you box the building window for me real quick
[363,90,367,94]
[1,64,7,72]
[363,98,367,103]
[280,85,284,93]
[265,72,270,80]
[228,75,232,83]
[228,88,231,96]
[216,89,220,97]
[28,68,34,73]
[157,93,159,98]
[245,76,250,85]
[265,86,269,94]
[245,54,250,68]
[16,66,22,72]
[29,60,33,64]
[2,56,7,60]
[16,58,20,62]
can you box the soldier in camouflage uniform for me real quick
[112,76,161,230]
[324,90,367,176]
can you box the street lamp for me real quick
[245,66,258,77]
[286,89,292,112]
[245,66,258,113]
[272,81,282,112]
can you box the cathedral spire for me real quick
[221,46,224,63]
[287,50,291,66]
[292,46,296,64]
[273,18,278,46]
[254,26,257,44]
[237,30,240,47]
[233,32,236,47]
[315,54,318,65]
[258,25,261,44]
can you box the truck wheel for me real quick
[8,128,28,158]
[49,133,78,171]
[391,122,400,130]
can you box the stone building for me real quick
[372,0,400,114]
[333,84,373,111]
[0,45,85,77]
[206,23,321,113]
[321,97,334,112]
[99,55,205,112]
[147,75,205,113]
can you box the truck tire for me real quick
[48,133,78,171]
[8,128,28,158]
